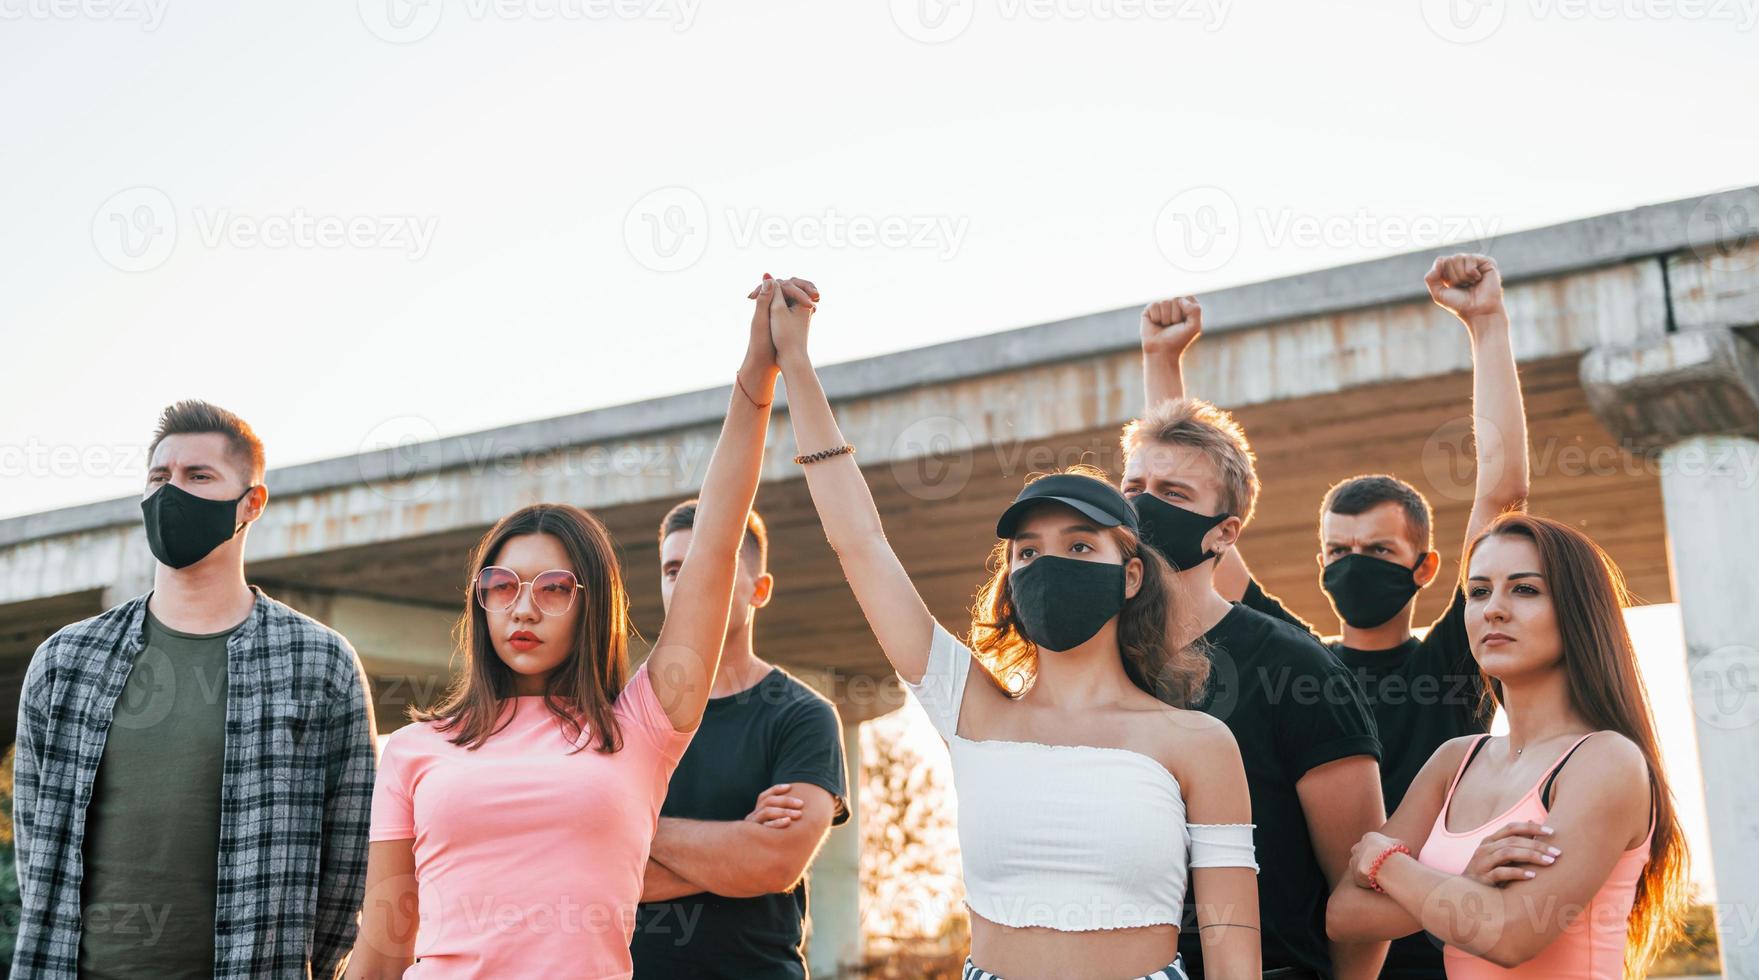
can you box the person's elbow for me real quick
[1325,890,1369,943]
[1487,476,1530,513]
[755,863,808,897]
[1480,931,1555,969]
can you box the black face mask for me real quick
[141,483,254,570]
[1132,493,1229,571]
[1009,555,1128,652]
[1321,552,1430,629]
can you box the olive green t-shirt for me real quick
[78,610,234,979]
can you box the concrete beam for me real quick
[7,184,1752,554]
[1580,329,1759,453]
[1670,238,1759,332]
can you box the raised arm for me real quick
[1141,295,1201,409]
[647,279,792,732]
[1425,254,1530,549]
[1140,296,1256,600]
[770,291,939,685]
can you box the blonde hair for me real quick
[1120,398,1260,525]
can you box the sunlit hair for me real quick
[1119,397,1260,524]
[414,503,632,755]
[149,399,266,485]
[1462,512,1689,974]
[968,465,1210,707]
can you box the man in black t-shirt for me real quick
[1144,255,1529,978]
[632,503,850,980]
[1120,386,1386,980]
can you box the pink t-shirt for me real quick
[369,665,695,980]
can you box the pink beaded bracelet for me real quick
[1367,842,1412,893]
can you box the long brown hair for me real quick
[414,503,632,754]
[1462,513,1689,974]
[969,466,1210,708]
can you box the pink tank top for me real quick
[1416,732,1652,979]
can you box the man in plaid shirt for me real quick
[11,401,377,980]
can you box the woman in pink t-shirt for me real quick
[344,277,819,980]
[1327,514,1690,978]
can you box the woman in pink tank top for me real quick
[1326,514,1690,978]
[344,277,814,980]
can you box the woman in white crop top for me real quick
[767,300,1261,980]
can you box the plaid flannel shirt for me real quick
[10,587,377,980]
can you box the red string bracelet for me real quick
[1367,842,1412,893]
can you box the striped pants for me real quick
[962,954,1190,980]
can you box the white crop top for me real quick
[902,622,1257,932]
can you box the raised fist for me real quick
[1141,296,1203,357]
[1425,253,1504,322]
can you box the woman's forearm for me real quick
[1376,851,1511,959]
[1326,875,1425,943]
[776,349,888,552]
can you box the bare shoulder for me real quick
[1137,702,1240,781]
[1557,731,1649,796]
[1404,733,1485,798]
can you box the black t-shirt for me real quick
[631,667,850,980]
[1242,580,1495,979]
[1177,603,1381,980]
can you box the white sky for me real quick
[3,0,1758,517]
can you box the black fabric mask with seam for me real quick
[1321,551,1430,629]
[1009,555,1128,652]
[141,483,253,569]
[1132,493,1229,571]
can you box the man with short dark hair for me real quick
[631,501,850,980]
[12,400,377,980]
[1144,254,1529,978]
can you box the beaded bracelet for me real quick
[1367,842,1412,893]
[794,445,855,465]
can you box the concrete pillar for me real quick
[1659,435,1759,975]
[1582,327,1759,979]
[807,717,863,979]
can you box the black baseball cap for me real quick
[994,473,1139,538]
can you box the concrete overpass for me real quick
[3,186,1757,976]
